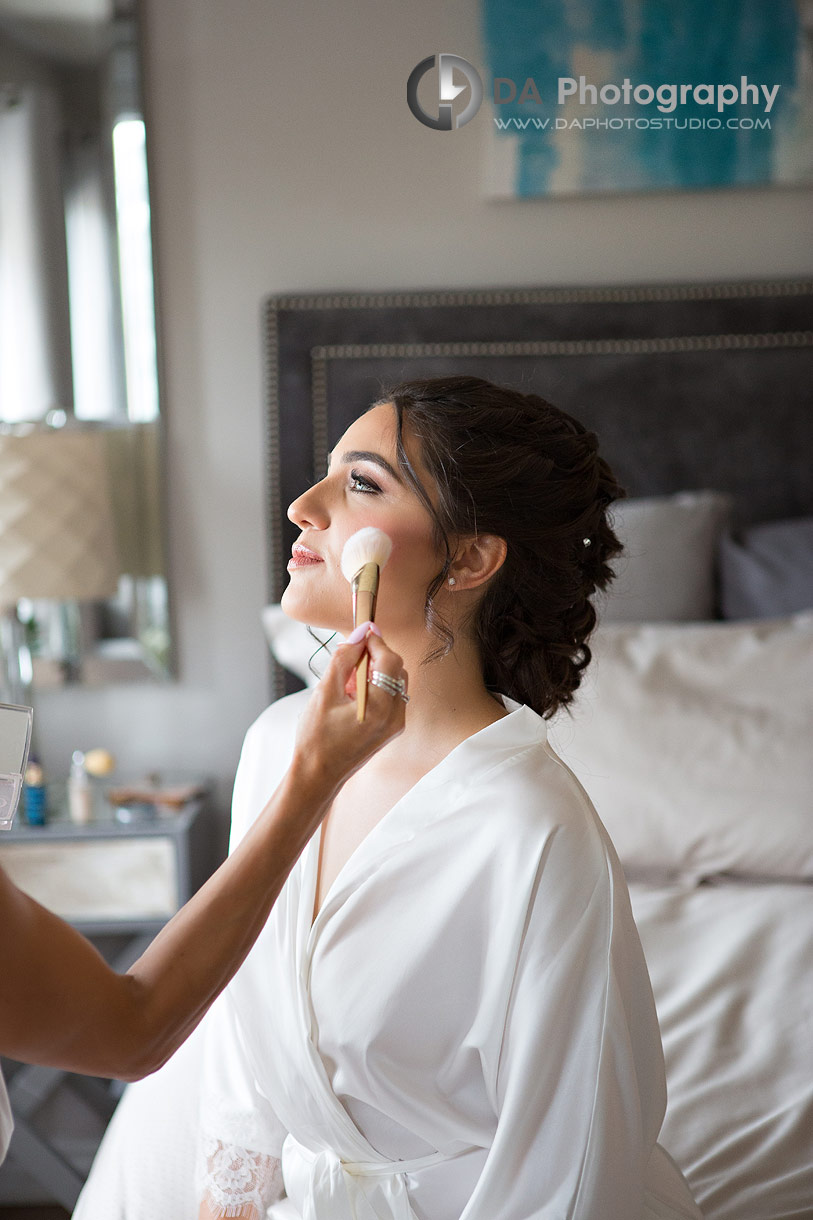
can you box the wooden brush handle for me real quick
[356,651,370,722]
[354,582,377,723]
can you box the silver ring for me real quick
[370,670,409,702]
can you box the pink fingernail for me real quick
[347,621,372,643]
[368,623,382,636]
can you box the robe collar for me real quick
[300,698,547,963]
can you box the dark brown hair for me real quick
[376,376,625,718]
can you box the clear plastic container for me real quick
[0,704,34,830]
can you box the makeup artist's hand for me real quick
[292,623,407,789]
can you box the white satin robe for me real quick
[199,689,701,1220]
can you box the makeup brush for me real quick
[340,527,393,722]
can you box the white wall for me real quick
[33,0,813,845]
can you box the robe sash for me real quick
[282,1132,475,1220]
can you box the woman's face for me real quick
[281,403,444,637]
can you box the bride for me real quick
[78,375,701,1220]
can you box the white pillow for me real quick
[719,515,813,619]
[549,614,813,880]
[260,604,337,686]
[602,491,732,622]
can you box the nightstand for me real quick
[0,797,210,1209]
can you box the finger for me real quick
[364,634,406,684]
[346,620,377,644]
[323,637,368,699]
[363,641,408,726]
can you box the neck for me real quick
[365,621,509,770]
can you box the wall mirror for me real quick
[0,0,172,687]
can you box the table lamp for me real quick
[0,426,120,704]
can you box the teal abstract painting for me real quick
[481,0,813,196]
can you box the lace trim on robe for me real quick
[200,1134,285,1218]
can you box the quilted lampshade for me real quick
[0,428,120,608]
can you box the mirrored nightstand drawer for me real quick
[0,799,208,934]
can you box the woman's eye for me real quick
[349,469,380,494]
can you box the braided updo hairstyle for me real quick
[377,376,625,719]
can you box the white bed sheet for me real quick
[630,879,813,1220]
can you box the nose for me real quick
[287,479,329,529]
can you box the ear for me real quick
[447,535,507,591]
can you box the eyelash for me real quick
[349,469,381,494]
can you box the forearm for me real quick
[0,630,405,1078]
[0,753,336,1078]
[122,753,337,1076]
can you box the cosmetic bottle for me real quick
[68,750,93,825]
[22,757,46,826]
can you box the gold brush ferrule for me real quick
[351,562,380,625]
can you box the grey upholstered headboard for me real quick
[263,279,813,696]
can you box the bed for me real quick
[74,278,813,1219]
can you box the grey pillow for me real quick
[601,491,732,623]
[720,517,813,620]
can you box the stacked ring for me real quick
[370,670,409,703]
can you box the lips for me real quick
[288,542,324,569]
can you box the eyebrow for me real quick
[327,449,404,484]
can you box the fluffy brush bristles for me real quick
[340,527,393,584]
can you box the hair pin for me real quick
[582,537,592,547]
